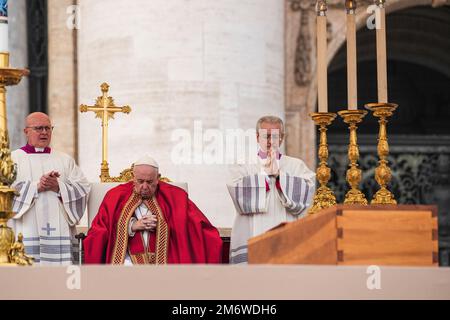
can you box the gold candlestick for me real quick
[338,110,368,205]
[0,52,30,266]
[365,102,398,204]
[309,112,337,214]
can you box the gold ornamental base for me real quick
[337,109,368,205]
[310,185,337,213]
[0,187,34,266]
[365,102,398,205]
[0,188,17,265]
[0,211,15,265]
[308,112,337,214]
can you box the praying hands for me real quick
[263,149,280,177]
[38,171,60,193]
[131,214,157,233]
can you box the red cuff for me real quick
[265,180,270,192]
[275,176,282,191]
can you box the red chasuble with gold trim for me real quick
[83,181,223,264]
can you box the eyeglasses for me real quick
[27,126,54,133]
[259,133,282,140]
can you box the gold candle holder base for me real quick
[308,112,337,214]
[365,102,398,205]
[0,195,16,265]
[338,109,368,205]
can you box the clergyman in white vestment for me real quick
[227,116,316,264]
[9,112,90,265]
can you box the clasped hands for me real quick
[263,149,280,177]
[38,171,60,193]
[131,215,157,233]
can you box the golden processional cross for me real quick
[80,83,132,182]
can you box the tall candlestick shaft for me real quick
[317,2,328,113]
[376,1,388,103]
[346,1,358,110]
[0,0,8,53]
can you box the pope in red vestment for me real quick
[84,157,223,264]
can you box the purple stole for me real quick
[20,144,51,154]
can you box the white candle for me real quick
[0,0,8,53]
[317,1,328,113]
[376,0,388,103]
[346,1,358,110]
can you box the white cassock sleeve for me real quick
[58,158,91,226]
[12,180,38,219]
[276,173,315,217]
[275,163,316,217]
[226,165,268,215]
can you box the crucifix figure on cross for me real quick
[80,83,131,182]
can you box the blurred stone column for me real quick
[47,0,78,159]
[7,0,28,150]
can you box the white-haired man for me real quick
[227,115,316,264]
[84,156,223,264]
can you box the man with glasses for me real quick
[227,115,316,264]
[10,112,90,265]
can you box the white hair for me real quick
[256,116,285,135]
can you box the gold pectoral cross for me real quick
[80,83,131,182]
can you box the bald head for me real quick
[25,112,51,128]
[24,112,53,148]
